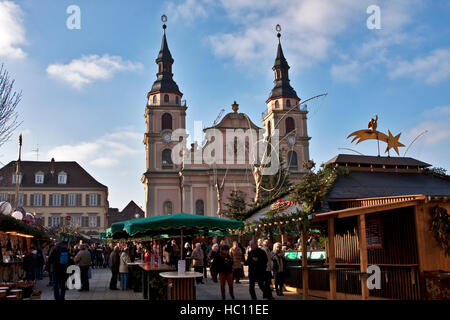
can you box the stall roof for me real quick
[324,154,431,168]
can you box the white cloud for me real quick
[0,1,27,59]
[389,48,450,84]
[167,0,209,23]
[46,128,143,167]
[46,54,143,89]
[406,106,450,147]
[330,61,361,83]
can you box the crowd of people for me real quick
[29,234,322,300]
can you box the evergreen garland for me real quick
[430,206,450,256]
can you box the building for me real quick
[0,159,108,237]
[107,200,144,227]
[142,25,310,217]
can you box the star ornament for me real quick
[385,130,405,155]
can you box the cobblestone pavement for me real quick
[34,267,314,300]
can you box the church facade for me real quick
[142,25,310,217]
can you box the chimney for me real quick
[50,158,55,175]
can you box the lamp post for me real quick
[15,134,22,208]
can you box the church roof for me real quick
[203,102,261,131]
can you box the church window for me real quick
[153,95,157,104]
[287,151,298,167]
[163,201,173,215]
[195,200,204,216]
[176,96,179,105]
[275,100,279,108]
[286,117,295,134]
[162,113,172,130]
[286,100,291,108]
[162,149,173,165]
[267,121,272,137]
[164,94,169,103]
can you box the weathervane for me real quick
[276,24,281,41]
[161,14,167,30]
[347,115,405,156]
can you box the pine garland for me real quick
[430,206,450,256]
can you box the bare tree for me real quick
[0,64,22,147]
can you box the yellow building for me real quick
[0,158,108,238]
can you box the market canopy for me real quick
[122,213,244,237]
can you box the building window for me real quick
[89,215,98,228]
[286,100,291,108]
[52,194,62,206]
[286,117,295,134]
[162,149,173,165]
[35,172,44,184]
[175,96,179,105]
[287,151,298,167]
[164,94,169,103]
[12,173,22,185]
[34,194,43,206]
[69,215,82,228]
[275,100,279,108]
[0,193,8,201]
[68,194,76,206]
[153,95,157,104]
[58,172,67,184]
[88,194,98,206]
[161,113,172,130]
[18,194,24,206]
[51,216,60,227]
[35,214,44,226]
[195,200,204,216]
[163,201,173,215]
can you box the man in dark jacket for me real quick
[23,247,38,281]
[109,246,120,290]
[48,241,70,301]
[245,240,272,300]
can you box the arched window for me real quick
[163,201,173,215]
[287,151,298,167]
[286,99,291,108]
[153,95,157,104]
[58,171,67,184]
[267,121,272,137]
[162,113,172,130]
[275,100,279,108]
[162,149,173,165]
[175,96,179,105]
[35,171,44,184]
[195,200,204,216]
[164,94,169,103]
[286,117,295,134]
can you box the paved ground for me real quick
[35,267,313,300]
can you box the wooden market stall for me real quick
[286,155,450,300]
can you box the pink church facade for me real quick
[142,25,310,217]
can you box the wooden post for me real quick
[357,214,369,300]
[328,218,337,300]
[301,225,309,300]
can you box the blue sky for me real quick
[1,0,449,210]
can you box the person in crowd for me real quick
[96,246,104,268]
[109,246,121,290]
[128,243,136,263]
[183,242,193,271]
[310,235,319,251]
[191,243,204,284]
[229,241,244,284]
[23,247,38,281]
[36,247,45,280]
[103,244,112,268]
[89,244,96,269]
[119,248,131,290]
[216,244,234,300]
[245,240,272,300]
[237,242,246,279]
[48,241,70,300]
[46,244,55,286]
[205,238,218,260]
[262,239,274,299]
[143,247,151,263]
[209,243,220,283]
[201,242,208,278]
[74,244,92,291]
[171,240,179,265]
[163,241,173,265]
[272,242,287,296]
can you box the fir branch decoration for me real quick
[430,206,450,256]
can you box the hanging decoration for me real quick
[430,206,449,256]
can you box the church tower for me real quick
[262,28,310,176]
[142,23,187,217]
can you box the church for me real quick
[142,24,311,217]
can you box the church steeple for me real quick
[266,28,299,104]
[149,22,182,96]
